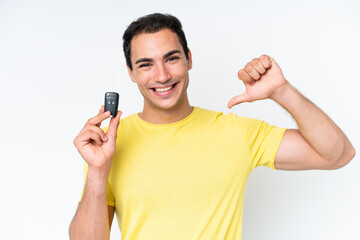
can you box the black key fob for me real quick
[104,92,119,117]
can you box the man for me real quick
[69,13,355,240]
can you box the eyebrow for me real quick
[134,50,182,65]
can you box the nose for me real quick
[155,63,171,83]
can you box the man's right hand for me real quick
[73,105,122,171]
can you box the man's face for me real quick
[127,28,192,111]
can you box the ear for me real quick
[126,65,137,83]
[187,48,193,70]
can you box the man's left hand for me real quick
[228,55,287,109]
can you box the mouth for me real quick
[150,82,179,96]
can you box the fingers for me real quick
[86,129,105,146]
[86,125,108,142]
[75,125,108,147]
[107,111,122,139]
[87,106,111,126]
[251,58,266,74]
[245,60,261,80]
[227,92,252,109]
[259,55,271,69]
[238,55,272,83]
[74,105,112,146]
[231,55,274,109]
[238,69,254,86]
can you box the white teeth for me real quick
[154,84,174,92]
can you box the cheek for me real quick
[168,64,187,76]
[140,68,159,80]
[134,71,152,85]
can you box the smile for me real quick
[151,82,178,96]
[154,83,176,92]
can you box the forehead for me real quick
[130,28,183,61]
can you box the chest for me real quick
[109,129,252,210]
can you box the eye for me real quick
[139,63,151,68]
[167,56,179,62]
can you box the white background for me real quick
[0,0,359,239]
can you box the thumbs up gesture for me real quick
[228,55,288,109]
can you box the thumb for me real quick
[227,92,251,109]
[106,111,122,139]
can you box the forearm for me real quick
[271,81,355,165]
[69,168,110,240]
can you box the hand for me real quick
[228,55,287,109]
[73,105,122,171]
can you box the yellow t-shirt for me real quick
[80,106,286,240]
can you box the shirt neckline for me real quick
[135,106,199,128]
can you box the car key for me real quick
[105,92,119,118]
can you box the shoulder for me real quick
[196,107,286,142]
[195,106,262,126]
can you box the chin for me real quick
[153,101,179,111]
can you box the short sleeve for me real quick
[229,113,286,170]
[78,162,116,206]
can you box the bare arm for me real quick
[71,203,115,238]
[69,170,115,240]
[69,105,121,239]
[228,55,355,170]
[272,82,355,170]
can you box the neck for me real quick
[139,94,193,125]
